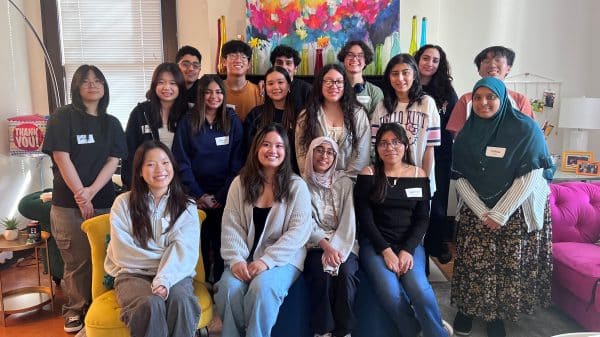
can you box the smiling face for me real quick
[224,52,250,77]
[265,71,290,104]
[321,69,345,104]
[273,56,297,81]
[478,52,511,79]
[312,141,336,174]
[155,71,179,104]
[140,148,174,196]
[418,47,440,81]
[343,44,366,75]
[389,63,415,99]
[258,131,286,170]
[376,131,407,166]
[472,86,500,119]
[79,70,105,105]
[203,81,224,112]
[178,54,201,88]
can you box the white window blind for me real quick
[58,0,163,127]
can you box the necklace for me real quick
[386,176,398,188]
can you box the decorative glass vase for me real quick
[314,48,324,75]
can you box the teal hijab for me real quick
[451,77,552,208]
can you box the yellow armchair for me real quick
[81,210,213,337]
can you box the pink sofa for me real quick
[550,182,600,331]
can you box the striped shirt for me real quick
[455,168,549,232]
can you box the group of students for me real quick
[41,38,553,337]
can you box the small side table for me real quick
[0,232,54,326]
[552,170,600,182]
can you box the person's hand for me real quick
[231,262,252,282]
[382,248,400,275]
[75,187,94,205]
[483,216,501,230]
[79,200,94,220]
[322,245,343,268]
[197,194,216,209]
[152,285,167,299]
[397,250,414,275]
[248,260,268,278]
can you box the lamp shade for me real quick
[558,97,600,130]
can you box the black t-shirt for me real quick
[42,104,127,209]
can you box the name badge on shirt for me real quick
[76,134,95,144]
[141,124,151,134]
[357,96,371,105]
[215,136,230,146]
[485,146,506,158]
[405,188,423,198]
[226,104,236,111]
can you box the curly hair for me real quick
[415,45,457,109]
[381,54,424,115]
[337,40,374,67]
[299,63,362,153]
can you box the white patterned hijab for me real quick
[304,136,340,189]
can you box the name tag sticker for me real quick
[486,146,506,158]
[226,104,236,111]
[76,134,95,144]
[215,136,230,146]
[405,188,422,198]
[141,125,151,134]
[357,96,371,105]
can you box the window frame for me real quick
[40,0,177,114]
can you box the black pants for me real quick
[304,250,359,337]
[201,207,225,283]
[425,158,451,257]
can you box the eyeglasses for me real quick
[179,60,201,70]
[82,79,104,87]
[377,139,403,149]
[226,53,249,62]
[345,52,365,60]
[313,146,336,158]
[323,79,344,88]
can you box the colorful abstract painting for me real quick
[246,0,400,74]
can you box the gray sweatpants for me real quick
[114,274,201,337]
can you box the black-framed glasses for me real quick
[313,146,336,157]
[345,52,365,60]
[377,139,402,149]
[323,79,344,88]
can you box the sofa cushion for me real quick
[550,182,600,243]
[553,242,600,312]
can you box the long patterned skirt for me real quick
[450,202,552,322]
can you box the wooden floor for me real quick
[0,244,456,337]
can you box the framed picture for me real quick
[576,160,600,176]
[562,151,594,172]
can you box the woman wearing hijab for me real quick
[302,137,359,337]
[450,77,553,337]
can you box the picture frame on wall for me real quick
[562,151,594,172]
[575,160,600,176]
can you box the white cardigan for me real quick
[220,175,313,271]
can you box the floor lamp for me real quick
[558,97,600,152]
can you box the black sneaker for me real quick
[64,315,83,333]
[453,311,472,336]
[486,319,505,337]
[438,243,452,264]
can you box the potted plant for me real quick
[2,217,20,241]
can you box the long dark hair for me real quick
[191,74,231,135]
[300,63,362,151]
[260,66,295,132]
[129,140,191,249]
[240,123,293,204]
[71,64,109,114]
[414,45,456,109]
[382,54,424,115]
[371,123,414,203]
[145,63,186,132]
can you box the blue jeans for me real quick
[359,240,447,337]
[215,264,300,337]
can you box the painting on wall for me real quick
[246,0,401,75]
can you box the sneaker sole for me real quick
[454,330,471,336]
[64,324,83,333]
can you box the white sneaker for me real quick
[314,333,332,337]
[64,315,83,333]
[443,319,454,336]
